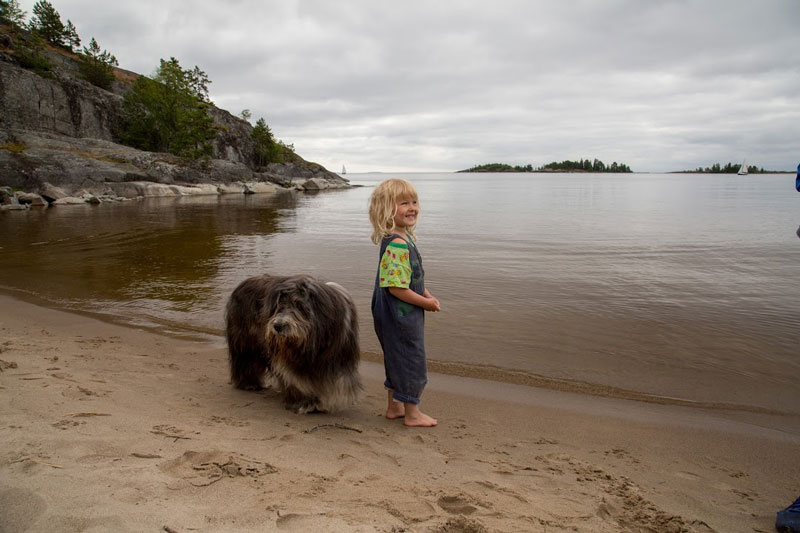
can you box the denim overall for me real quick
[371,233,428,404]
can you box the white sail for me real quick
[342,165,347,175]
[737,159,748,175]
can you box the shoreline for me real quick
[2,293,799,532]
[5,286,791,419]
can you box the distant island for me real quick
[458,159,632,173]
[680,162,771,174]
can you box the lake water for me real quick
[1,172,799,416]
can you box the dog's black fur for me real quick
[225,274,362,413]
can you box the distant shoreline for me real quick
[671,170,795,174]
[455,169,796,174]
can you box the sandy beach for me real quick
[1,292,798,533]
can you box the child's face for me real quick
[393,196,419,232]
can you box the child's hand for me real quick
[425,296,441,312]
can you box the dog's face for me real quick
[264,276,323,352]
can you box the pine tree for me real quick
[30,0,65,46]
[251,118,282,166]
[63,19,80,52]
[1,0,27,29]
[78,37,118,89]
[119,57,217,159]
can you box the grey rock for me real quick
[0,186,14,204]
[39,182,69,202]
[302,178,327,190]
[243,181,282,194]
[168,184,219,196]
[217,183,246,194]
[51,196,88,205]
[0,59,122,141]
[0,203,29,211]
[17,192,47,206]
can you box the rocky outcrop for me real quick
[0,30,348,203]
[0,49,123,141]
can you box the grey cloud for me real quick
[20,0,800,172]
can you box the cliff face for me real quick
[0,51,122,141]
[0,31,347,198]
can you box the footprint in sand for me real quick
[274,513,354,531]
[151,424,192,441]
[52,419,85,430]
[159,450,277,487]
[437,495,477,515]
[435,516,488,533]
[208,415,249,427]
[604,448,641,465]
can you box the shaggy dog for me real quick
[225,274,362,413]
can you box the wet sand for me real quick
[1,293,798,532]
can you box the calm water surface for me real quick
[2,173,798,415]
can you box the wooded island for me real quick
[459,159,633,173]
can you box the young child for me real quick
[369,178,440,427]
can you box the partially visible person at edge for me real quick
[369,178,440,427]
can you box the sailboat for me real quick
[341,165,347,175]
[737,159,748,175]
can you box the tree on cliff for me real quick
[0,0,27,29]
[251,118,284,166]
[63,19,80,51]
[29,0,65,46]
[119,57,217,159]
[78,37,117,90]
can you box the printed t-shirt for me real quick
[379,241,411,288]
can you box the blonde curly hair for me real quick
[368,178,419,244]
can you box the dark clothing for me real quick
[371,234,427,404]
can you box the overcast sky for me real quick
[18,0,800,172]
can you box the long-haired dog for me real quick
[225,274,362,413]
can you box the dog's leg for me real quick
[230,346,268,390]
[282,385,322,414]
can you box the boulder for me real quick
[106,182,178,199]
[39,183,69,202]
[52,196,89,205]
[169,184,220,196]
[0,203,28,211]
[0,186,14,204]
[243,181,282,194]
[17,192,47,206]
[217,183,246,194]
[302,178,327,191]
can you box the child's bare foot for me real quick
[385,390,405,419]
[385,402,405,419]
[403,403,437,427]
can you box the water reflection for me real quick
[0,192,297,306]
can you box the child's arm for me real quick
[388,287,441,312]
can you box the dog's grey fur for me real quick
[225,274,362,413]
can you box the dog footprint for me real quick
[209,416,249,427]
[52,419,85,430]
[151,424,193,441]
